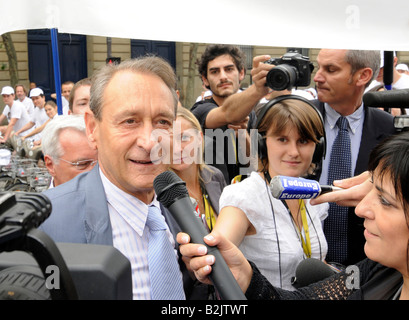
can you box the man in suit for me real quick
[312,49,396,266]
[40,56,186,300]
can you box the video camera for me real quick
[264,51,314,91]
[0,192,132,300]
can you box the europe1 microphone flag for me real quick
[270,175,343,200]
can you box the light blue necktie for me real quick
[146,205,185,300]
[324,116,351,264]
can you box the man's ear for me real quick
[239,68,245,82]
[84,111,98,149]
[201,75,210,89]
[356,67,373,87]
[44,155,56,177]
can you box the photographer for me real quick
[190,45,264,184]
[212,54,290,128]
[177,131,409,300]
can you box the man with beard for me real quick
[191,45,267,184]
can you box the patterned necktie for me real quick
[324,116,351,264]
[146,205,185,300]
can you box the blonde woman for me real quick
[171,107,226,232]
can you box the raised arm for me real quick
[203,55,277,129]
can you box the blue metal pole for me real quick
[51,28,63,115]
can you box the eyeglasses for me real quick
[58,158,98,170]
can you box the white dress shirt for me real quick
[99,168,179,300]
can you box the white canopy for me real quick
[1,0,409,50]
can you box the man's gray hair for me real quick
[90,55,179,120]
[41,115,87,164]
[345,50,381,88]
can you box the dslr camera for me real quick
[265,51,314,91]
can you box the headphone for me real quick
[256,94,326,165]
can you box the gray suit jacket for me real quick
[200,165,227,216]
[40,164,181,245]
[39,165,204,299]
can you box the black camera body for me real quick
[265,51,314,91]
[0,192,132,300]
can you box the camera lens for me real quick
[266,64,297,91]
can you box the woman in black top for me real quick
[178,131,409,300]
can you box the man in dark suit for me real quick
[312,49,396,266]
[40,56,187,300]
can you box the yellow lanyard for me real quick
[203,195,217,231]
[298,199,312,258]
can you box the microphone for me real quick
[363,89,409,109]
[291,258,340,289]
[153,171,247,300]
[383,51,394,90]
[270,175,342,200]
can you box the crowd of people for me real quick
[1,45,408,300]
[0,77,94,189]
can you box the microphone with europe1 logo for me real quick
[270,175,343,200]
[153,170,247,300]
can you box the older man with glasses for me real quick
[41,114,98,188]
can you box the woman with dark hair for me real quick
[178,132,409,300]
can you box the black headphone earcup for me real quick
[258,133,267,160]
[312,136,326,164]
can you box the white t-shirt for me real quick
[19,97,35,116]
[219,171,329,290]
[28,106,49,141]
[2,100,33,136]
[62,96,69,115]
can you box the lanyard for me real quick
[298,199,312,258]
[281,199,312,258]
[203,194,217,231]
[193,193,217,232]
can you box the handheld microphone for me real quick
[153,171,247,300]
[363,89,409,109]
[291,258,340,289]
[270,175,342,200]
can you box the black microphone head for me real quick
[153,171,188,208]
[292,258,336,289]
[383,51,394,86]
[363,89,409,108]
